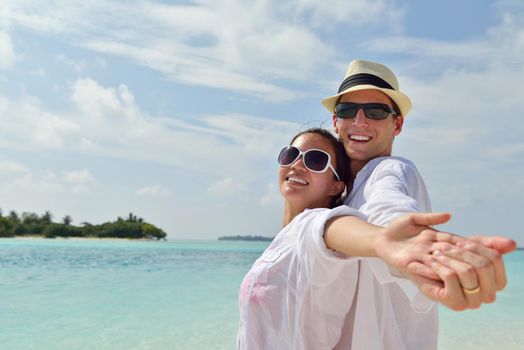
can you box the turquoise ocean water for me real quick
[0,238,522,350]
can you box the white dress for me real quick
[237,206,364,350]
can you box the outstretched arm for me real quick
[324,212,452,260]
[324,212,517,311]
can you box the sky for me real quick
[1,0,523,246]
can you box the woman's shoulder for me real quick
[292,206,365,226]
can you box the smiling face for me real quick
[333,89,404,175]
[279,133,344,211]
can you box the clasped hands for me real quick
[375,212,517,311]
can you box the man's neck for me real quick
[349,159,368,181]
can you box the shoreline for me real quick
[1,235,161,242]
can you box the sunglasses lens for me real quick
[365,108,388,120]
[304,150,329,172]
[278,146,299,166]
[335,104,358,119]
[364,104,391,120]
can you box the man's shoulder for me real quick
[372,155,416,167]
[365,156,419,177]
[350,156,425,202]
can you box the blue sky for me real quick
[1,0,523,246]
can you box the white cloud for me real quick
[259,182,281,207]
[136,185,172,198]
[0,31,16,68]
[0,78,300,177]
[70,78,142,133]
[362,36,490,62]
[0,160,28,173]
[63,169,95,183]
[290,0,405,31]
[54,54,87,73]
[1,0,407,102]
[0,164,97,195]
[36,115,82,149]
[7,169,64,194]
[201,114,299,156]
[362,6,524,68]
[3,0,332,101]
[95,57,107,68]
[63,169,97,194]
[398,62,524,162]
[207,177,246,197]
[486,143,524,161]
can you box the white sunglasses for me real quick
[277,145,340,181]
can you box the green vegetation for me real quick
[218,235,273,242]
[0,210,166,240]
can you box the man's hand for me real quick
[374,212,453,276]
[374,212,516,311]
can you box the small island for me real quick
[218,235,273,242]
[0,210,166,240]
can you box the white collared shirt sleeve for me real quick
[358,157,431,226]
[295,206,367,286]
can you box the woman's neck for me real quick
[281,200,331,227]
[281,202,304,227]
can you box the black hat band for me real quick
[337,73,394,93]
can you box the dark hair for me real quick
[289,127,349,207]
[391,100,401,116]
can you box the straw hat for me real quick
[321,59,412,117]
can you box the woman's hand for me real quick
[374,212,516,311]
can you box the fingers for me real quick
[468,236,517,255]
[408,212,451,226]
[457,240,507,291]
[435,231,465,245]
[431,243,497,304]
[432,249,482,308]
[393,215,515,313]
[424,257,468,311]
[406,261,440,281]
[407,272,445,303]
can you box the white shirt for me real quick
[237,206,365,350]
[340,156,438,350]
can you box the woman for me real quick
[237,128,512,350]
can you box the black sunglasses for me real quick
[335,102,398,120]
[278,145,340,181]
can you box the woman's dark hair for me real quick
[289,127,349,207]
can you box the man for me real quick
[321,59,515,349]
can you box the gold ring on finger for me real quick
[463,285,481,294]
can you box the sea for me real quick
[0,238,522,350]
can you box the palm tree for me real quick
[41,211,53,224]
[63,215,72,225]
[8,211,20,224]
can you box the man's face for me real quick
[333,89,403,162]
